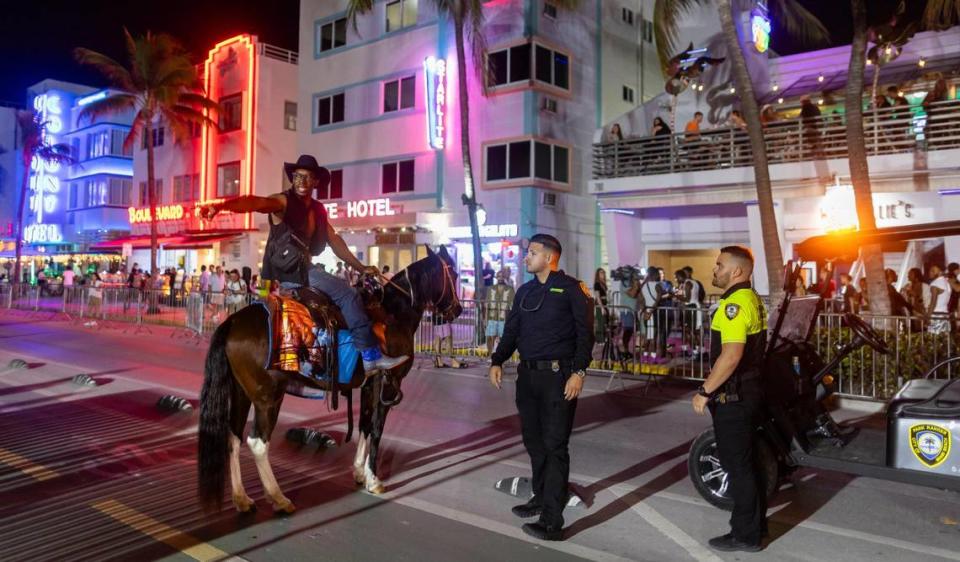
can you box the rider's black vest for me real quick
[261,190,329,285]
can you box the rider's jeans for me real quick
[711,395,767,544]
[306,267,376,351]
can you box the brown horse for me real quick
[197,245,462,512]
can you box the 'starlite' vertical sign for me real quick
[424,56,447,150]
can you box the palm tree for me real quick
[347,1,577,299]
[75,29,218,277]
[656,1,828,296]
[13,111,75,287]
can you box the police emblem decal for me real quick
[725,304,740,320]
[909,424,951,468]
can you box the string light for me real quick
[771,83,779,92]
[866,59,873,66]
[777,97,784,104]
[918,58,926,68]
[817,74,825,83]
[729,86,736,94]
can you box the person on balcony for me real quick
[800,96,823,158]
[923,78,949,144]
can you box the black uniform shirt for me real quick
[490,270,594,371]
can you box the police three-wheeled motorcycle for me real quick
[688,221,960,510]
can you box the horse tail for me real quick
[197,315,234,511]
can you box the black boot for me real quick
[511,497,542,519]
[521,520,563,541]
[707,533,762,552]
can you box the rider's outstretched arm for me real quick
[326,222,368,272]
[214,195,285,215]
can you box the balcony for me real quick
[591,99,960,181]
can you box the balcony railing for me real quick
[592,99,960,179]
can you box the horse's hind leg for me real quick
[248,384,295,513]
[229,387,254,513]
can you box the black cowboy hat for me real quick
[283,154,331,184]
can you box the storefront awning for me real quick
[90,235,188,251]
[164,233,240,250]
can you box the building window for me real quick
[535,45,569,89]
[383,76,416,113]
[138,179,163,205]
[173,174,198,202]
[142,126,165,149]
[487,43,532,87]
[217,162,241,198]
[485,139,569,184]
[284,101,297,130]
[622,7,634,26]
[386,0,418,33]
[319,17,347,52]
[542,97,558,113]
[382,159,415,193]
[316,93,345,127]
[641,19,654,43]
[622,85,635,103]
[219,94,242,132]
[87,130,110,159]
[488,42,569,90]
[69,182,79,210]
[317,169,343,200]
[108,178,132,206]
[543,1,557,19]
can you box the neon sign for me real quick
[424,56,447,150]
[751,10,771,54]
[322,198,396,220]
[447,224,518,239]
[128,204,186,224]
[24,93,64,244]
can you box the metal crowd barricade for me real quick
[814,312,958,400]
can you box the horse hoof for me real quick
[365,482,385,495]
[353,470,366,486]
[233,497,257,513]
[273,500,296,515]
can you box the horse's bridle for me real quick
[383,257,460,318]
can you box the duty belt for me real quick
[520,359,574,372]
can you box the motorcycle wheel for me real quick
[688,428,779,511]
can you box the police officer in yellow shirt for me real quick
[692,245,767,553]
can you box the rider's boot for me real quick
[361,347,408,372]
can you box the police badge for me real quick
[725,303,740,320]
[909,424,951,468]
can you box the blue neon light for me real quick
[77,90,109,106]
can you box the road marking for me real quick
[608,487,723,562]
[373,493,635,561]
[0,447,58,481]
[91,499,242,562]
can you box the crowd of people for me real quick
[601,77,955,172]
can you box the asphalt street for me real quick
[0,309,958,561]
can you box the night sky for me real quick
[0,0,853,104]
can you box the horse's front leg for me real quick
[363,377,391,495]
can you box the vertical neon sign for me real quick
[424,56,447,150]
[200,35,257,230]
[751,6,771,54]
[24,93,64,244]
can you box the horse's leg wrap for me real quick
[247,437,295,513]
[229,434,255,513]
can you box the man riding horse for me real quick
[199,154,408,373]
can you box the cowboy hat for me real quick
[283,154,331,184]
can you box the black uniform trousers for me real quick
[710,391,767,544]
[515,365,578,528]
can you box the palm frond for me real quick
[654,0,708,77]
[75,93,139,126]
[73,48,137,91]
[36,143,77,166]
[923,0,960,30]
[463,0,491,95]
[176,92,221,112]
[123,114,148,153]
[346,0,375,31]
[770,0,830,48]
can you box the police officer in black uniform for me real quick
[692,245,768,552]
[489,233,594,541]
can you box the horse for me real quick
[197,245,463,513]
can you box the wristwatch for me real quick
[697,385,713,398]
[573,369,587,380]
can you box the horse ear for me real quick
[424,244,436,257]
[438,245,450,258]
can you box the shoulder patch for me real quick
[579,281,592,299]
[725,303,740,320]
